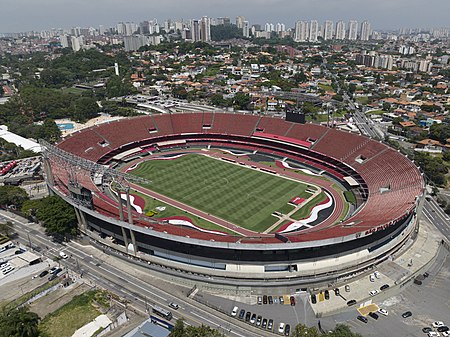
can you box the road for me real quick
[422,198,450,240]
[0,210,273,337]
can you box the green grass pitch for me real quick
[130,154,312,232]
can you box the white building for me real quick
[200,16,211,42]
[294,21,309,42]
[360,21,371,40]
[323,20,333,40]
[335,21,346,40]
[309,20,319,42]
[348,20,358,40]
[243,21,250,38]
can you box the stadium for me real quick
[41,112,425,286]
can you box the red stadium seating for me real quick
[55,112,423,243]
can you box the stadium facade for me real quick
[42,112,424,286]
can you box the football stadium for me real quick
[41,112,425,286]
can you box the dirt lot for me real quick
[29,282,92,318]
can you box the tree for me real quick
[22,196,77,240]
[0,306,40,337]
[170,319,185,337]
[72,97,100,122]
[106,75,136,98]
[328,324,363,337]
[233,93,251,110]
[0,186,29,208]
[0,221,13,236]
[429,123,450,144]
[172,86,188,99]
[292,324,321,337]
[36,119,61,143]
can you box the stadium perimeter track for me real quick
[42,112,425,285]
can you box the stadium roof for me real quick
[0,125,41,153]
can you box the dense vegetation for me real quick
[22,195,78,241]
[0,306,40,337]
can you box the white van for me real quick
[59,251,69,259]
[231,306,239,317]
[369,274,375,282]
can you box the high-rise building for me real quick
[323,20,333,40]
[348,20,358,40]
[243,21,250,38]
[309,20,319,42]
[360,21,371,40]
[200,16,211,42]
[70,36,83,51]
[264,23,275,32]
[191,20,200,42]
[99,25,107,35]
[59,35,70,48]
[275,23,286,34]
[294,21,309,42]
[236,16,245,29]
[335,21,346,40]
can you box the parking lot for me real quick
[195,290,317,335]
[325,249,450,337]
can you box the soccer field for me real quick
[130,154,312,232]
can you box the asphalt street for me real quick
[422,198,450,240]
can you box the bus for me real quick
[152,306,172,320]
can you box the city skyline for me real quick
[0,0,449,33]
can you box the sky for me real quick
[0,0,449,33]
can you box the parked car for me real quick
[268,296,273,304]
[422,327,432,333]
[245,311,251,322]
[250,313,256,324]
[347,300,357,306]
[256,315,262,326]
[334,288,340,296]
[324,290,330,300]
[437,327,449,333]
[231,306,238,317]
[402,311,412,318]
[345,285,350,292]
[369,290,379,296]
[357,315,368,323]
[380,284,390,291]
[257,296,262,305]
[433,322,445,328]
[369,312,379,320]
[262,318,267,329]
[311,294,317,304]
[59,251,69,259]
[263,295,268,304]
[267,319,274,331]
[374,271,381,278]
[279,296,284,304]
[278,322,285,334]
[290,296,295,306]
[284,324,291,336]
[39,270,49,278]
[238,309,245,319]
[378,308,388,316]
[48,273,58,281]
[369,274,375,282]
[428,332,440,337]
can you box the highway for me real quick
[0,210,272,337]
[422,198,450,240]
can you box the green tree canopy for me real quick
[0,186,29,208]
[0,306,40,337]
[22,195,77,240]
